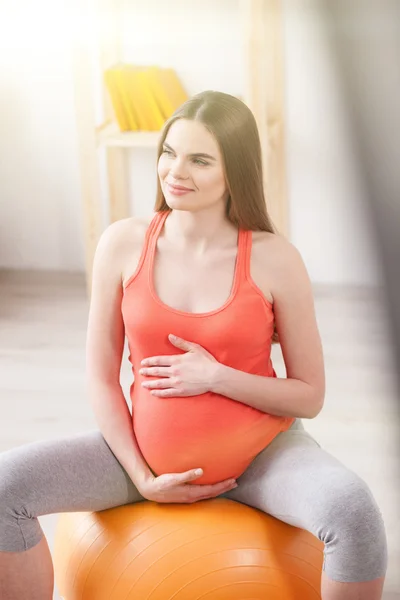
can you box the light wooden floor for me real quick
[0,270,399,599]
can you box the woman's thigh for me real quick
[0,430,145,552]
[221,419,387,582]
[221,419,328,522]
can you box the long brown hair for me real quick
[154,90,279,343]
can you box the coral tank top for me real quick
[121,210,294,485]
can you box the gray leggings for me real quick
[0,419,387,583]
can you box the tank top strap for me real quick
[236,228,252,284]
[141,210,169,266]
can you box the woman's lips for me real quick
[166,183,193,195]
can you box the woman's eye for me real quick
[162,150,208,167]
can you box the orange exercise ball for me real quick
[54,498,323,600]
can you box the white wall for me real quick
[0,0,381,285]
[0,0,85,271]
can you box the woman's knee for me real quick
[0,447,27,507]
[0,448,44,552]
[312,469,387,582]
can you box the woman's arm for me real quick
[211,368,321,418]
[86,220,153,489]
[211,237,325,419]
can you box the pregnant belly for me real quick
[132,388,289,485]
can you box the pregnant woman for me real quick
[0,91,387,600]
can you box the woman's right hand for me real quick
[138,468,238,504]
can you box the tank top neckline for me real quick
[147,209,249,319]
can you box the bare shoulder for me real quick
[116,215,155,285]
[101,215,152,243]
[250,231,309,305]
[97,214,153,253]
[254,230,304,267]
[93,215,155,285]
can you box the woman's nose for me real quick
[169,158,189,179]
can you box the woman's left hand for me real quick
[139,334,220,397]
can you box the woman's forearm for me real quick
[87,381,154,489]
[211,363,323,419]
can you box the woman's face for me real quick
[158,119,228,212]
